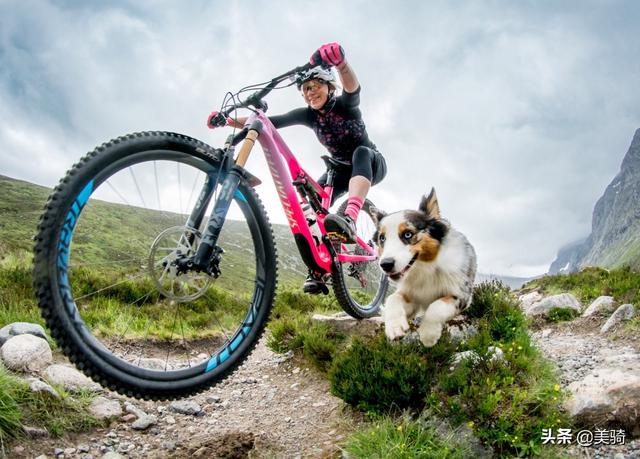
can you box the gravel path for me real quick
[13,337,361,458]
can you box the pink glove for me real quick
[310,42,345,67]
[207,111,232,129]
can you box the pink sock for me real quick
[344,196,364,220]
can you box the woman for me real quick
[208,43,386,293]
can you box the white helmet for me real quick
[295,66,336,90]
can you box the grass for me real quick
[0,365,101,449]
[341,413,481,459]
[525,266,640,308]
[269,280,572,458]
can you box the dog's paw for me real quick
[418,322,442,347]
[384,315,410,341]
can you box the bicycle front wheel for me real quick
[331,199,388,319]
[33,131,277,399]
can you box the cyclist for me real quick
[208,42,386,294]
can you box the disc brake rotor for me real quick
[148,226,213,302]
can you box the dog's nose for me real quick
[379,257,395,273]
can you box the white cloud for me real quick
[1,0,639,277]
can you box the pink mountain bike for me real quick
[33,62,388,399]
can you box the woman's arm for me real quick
[336,61,359,93]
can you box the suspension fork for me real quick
[192,121,263,271]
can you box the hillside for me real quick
[0,175,308,286]
[550,128,640,273]
[1,174,525,289]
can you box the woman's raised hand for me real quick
[310,42,345,67]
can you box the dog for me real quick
[372,188,477,347]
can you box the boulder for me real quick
[0,334,52,372]
[0,322,48,346]
[311,312,383,336]
[43,364,101,392]
[582,296,616,317]
[518,291,543,312]
[601,304,636,333]
[526,293,581,317]
[564,367,640,436]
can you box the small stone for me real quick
[206,395,222,404]
[77,444,90,453]
[22,425,49,438]
[54,448,64,456]
[64,448,76,455]
[13,445,25,454]
[162,440,177,451]
[89,397,122,420]
[121,414,137,423]
[29,379,61,399]
[169,400,202,415]
[165,415,176,424]
[132,415,157,430]
[292,367,301,374]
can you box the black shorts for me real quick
[317,146,387,206]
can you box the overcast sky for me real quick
[1,1,639,277]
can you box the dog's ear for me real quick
[369,206,387,226]
[419,187,440,219]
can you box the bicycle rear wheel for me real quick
[33,131,277,399]
[331,199,388,318]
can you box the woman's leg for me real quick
[325,146,384,241]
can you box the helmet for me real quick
[295,66,336,90]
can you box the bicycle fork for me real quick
[188,122,263,274]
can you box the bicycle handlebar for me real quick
[211,62,314,126]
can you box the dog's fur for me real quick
[372,188,477,347]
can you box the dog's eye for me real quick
[379,234,386,243]
[402,231,413,241]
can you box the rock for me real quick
[450,346,504,370]
[28,378,61,399]
[564,367,640,436]
[22,425,49,438]
[526,293,581,316]
[0,322,48,345]
[446,319,478,343]
[169,400,202,415]
[601,304,636,333]
[137,358,168,371]
[0,334,52,371]
[311,312,383,336]
[64,448,76,455]
[518,291,543,312]
[125,403,157,430]
[44,364,101,392]
[89,397,122,420]
[102,452,124,459]
[582,296,616,317]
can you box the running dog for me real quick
[372,188,477,347]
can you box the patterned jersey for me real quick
[269,86,377,162]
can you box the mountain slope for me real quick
[549,128,640,273]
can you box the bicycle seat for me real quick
[321,155,351,170]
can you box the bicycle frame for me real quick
[192,109,377,275]
[250,110,377,273]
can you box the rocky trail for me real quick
[2,290,640,458]
[6,334,362,459]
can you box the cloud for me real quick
[1,0,639,277]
